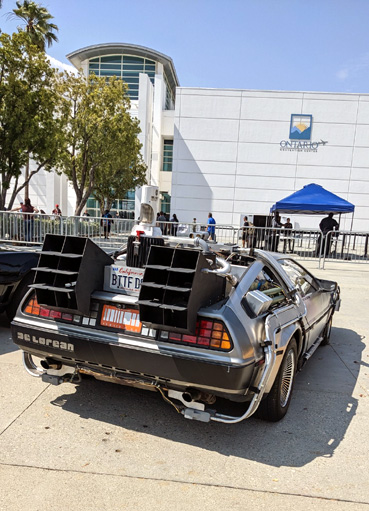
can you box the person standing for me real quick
[192,218,198,234]
[283,217,293,252]
[100,209,113,239]
[157,211,167,234]
[269,212,282,252]
[21,198,38,242]
[241,216,254,248]
[319,213,339,256]
[52,204,62,216]
[207,212,216,241]
[170,213,179,236]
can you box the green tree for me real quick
[57,73,147,216]
[9,0,58,50]
[0,31,65,210]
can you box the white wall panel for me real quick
[175,160,237,175]
[180,88,241,97]
[238,142,298,164]
[239,120,288,143]
[352,147,369,168]
[303,92,357,102]
[176,172,236,188]
[350,167,369,181]
[242,90,303,100]
[179,93,241,119]
[296,146,352,167]
[176,139,238,162]
[236,162,297,178]
[175,184,235,200]
[354,124,369,147]
[178,117,240,142]
[240,96,303,121]
[301,99,358,123]
[296,165,351,181]
[235,175,293,190]
[234,187,288,203]
[348,180,369,194]
[356,99,369,124]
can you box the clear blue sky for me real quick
[1,0,369,93]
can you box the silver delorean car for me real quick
[11,226,340,424]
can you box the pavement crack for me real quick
[0,461,368,506]
[0,384,50,437]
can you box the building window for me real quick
[160,192,171,214]
[88,55,156,100]
[86,191,135,219]
[164,72,175,110]
[162,140,173,172]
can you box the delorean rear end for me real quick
[11,187,339,423]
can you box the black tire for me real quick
[320,315,333,346]
[6,272,34,321]
[258,338,297,422]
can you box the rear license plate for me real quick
[100,305,142,333]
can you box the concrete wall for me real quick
[172,88,369,231]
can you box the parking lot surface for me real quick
[0,260,368,510]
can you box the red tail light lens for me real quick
[164,319,233,351]
[24,296,74,322]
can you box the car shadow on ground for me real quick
[48,326,364,468]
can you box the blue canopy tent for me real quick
[270,183,355,215]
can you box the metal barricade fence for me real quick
[0,212,368,266]
[319,230,369,268]
[0,211,135,250]
[235,225,321,259]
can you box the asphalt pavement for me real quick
[0,260,368,510]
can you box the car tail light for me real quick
[161,319,233,352]
[24,295,78,323]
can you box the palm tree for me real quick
[9,1,58,50]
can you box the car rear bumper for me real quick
[11,320,256,399]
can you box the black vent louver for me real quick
[31,234,113,315]
[138,245,225,335]
[126,235,165,268]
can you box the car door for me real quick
[278,259,329,349]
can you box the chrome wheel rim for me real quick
[280,348,295,408]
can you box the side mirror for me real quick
[244,290,273,316]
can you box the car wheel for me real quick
[258,338,297,422]
[320,315,333,346]
[6,272,34,322]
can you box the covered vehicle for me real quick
[11,187,340,423]
[0,250,39,320]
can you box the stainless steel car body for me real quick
[11,240,339,423]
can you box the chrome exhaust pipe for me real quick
[182,390,216,405]
[40,358,62,370]
[182,390,201,403]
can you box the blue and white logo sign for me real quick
[289,114,312,140]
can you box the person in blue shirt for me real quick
[207,212,216,241]
[100,209,114,239]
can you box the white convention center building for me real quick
[11,43,369,231]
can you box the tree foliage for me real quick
[9,0,58,50]
[57,73,147,216]
[0,31,65,210]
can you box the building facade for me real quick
[172,87,369,231]
[7,42,369,230]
